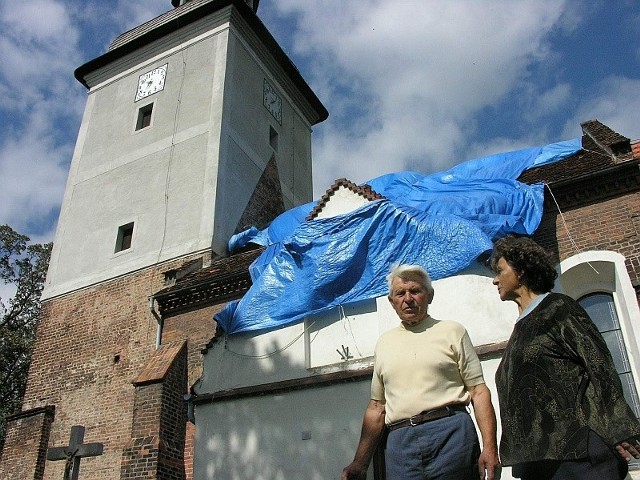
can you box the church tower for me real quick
[0,1,326,479]
[44,0,326,299]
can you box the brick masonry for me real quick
[0,406,54,480]
[0,252,225,480]
[536,192,640,289]
[120,340,187,480]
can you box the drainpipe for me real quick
[184,393,196,424]
[148,295,163,348]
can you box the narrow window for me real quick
[136,104,153,130]
[269,125,279,151]
[579,293,640,418]
[115,223,134,253]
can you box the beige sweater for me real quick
[371,315,485,424]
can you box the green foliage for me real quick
[0,225,51,452]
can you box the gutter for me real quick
[148,295,163,348]
[543,157,640,189]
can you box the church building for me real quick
[0,0,327,478]
[1,0,639,479]
[186,120,640,479]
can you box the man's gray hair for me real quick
[386,263,434,296]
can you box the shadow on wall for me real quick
[193,335,375,479]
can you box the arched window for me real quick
[579,292,640,418]
[559,252,640,472]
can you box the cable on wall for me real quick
[156,47,188,264]
[544,182,599,275]
[223,320,317,359]
[338,305,363,358]
[223,304,367,361]
[147,47,188,346]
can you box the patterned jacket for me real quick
[496,293,640,465]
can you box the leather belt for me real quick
[387,404,468,431]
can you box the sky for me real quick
[1,0,639,248]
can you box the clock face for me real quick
[263,79,282,124]
[135,64,168,102]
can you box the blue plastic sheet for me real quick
[217,138,582,334]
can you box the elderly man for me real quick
[341,264,501,480]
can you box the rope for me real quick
[544,183,599,274]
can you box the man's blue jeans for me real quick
[385,409,480,480]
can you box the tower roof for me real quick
[172,0,259,13]
[74,0,327,124]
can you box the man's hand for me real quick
[615,439,640,462]
[468,384,501,480]
[477,446,501,480]
[341,400,386,480]
[341,462,368,480]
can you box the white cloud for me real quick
[0,283,18,309]
[1,0,638,244]
[0,0,80,87]
[269,1,575,193]
[562,77,640,141]
[0,0,86,239]
[120,0,172,29]
[1,0,70,41]
[0,120,70,234]
[0,0,169,240]
[524,84,573,122]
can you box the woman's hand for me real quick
[615,439,640,462]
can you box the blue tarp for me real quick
[217,138,582,334]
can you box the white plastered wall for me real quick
[43,15,317,300]
[194,265,524,479]
[43,27,232,299]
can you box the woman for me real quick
[490,235,640,479]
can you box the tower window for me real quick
[269,125,279,151]
[136,104,153,130]
[115,223,134,253]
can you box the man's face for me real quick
[388,276,432,326]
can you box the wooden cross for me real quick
[47,425,104,480]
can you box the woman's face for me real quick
[492,257,522,302]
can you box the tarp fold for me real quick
[217,138,582,334]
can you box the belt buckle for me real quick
[409,414,420,426]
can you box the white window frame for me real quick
[556,250,640,415]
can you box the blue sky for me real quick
[1,0,639,246]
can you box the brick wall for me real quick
[0,406,55,480]
[535,192,640,288]
[159,303,228,479]
[14,252,209,480]
[161,304,225,386]
[120,341,187,480]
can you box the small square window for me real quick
[136,104,153,130]
[115,223,134,253]
[269,125,279,151]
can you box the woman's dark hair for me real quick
[490,236,558,293]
